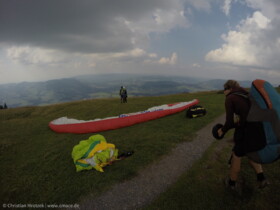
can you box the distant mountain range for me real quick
[0,74,253,107]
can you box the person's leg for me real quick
[225,152,242,193]
[249,160,269,188]
[229,152,241,182]
[249,160,263,174]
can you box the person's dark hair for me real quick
[223,80,240,90]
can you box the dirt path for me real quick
[79,114,226,210]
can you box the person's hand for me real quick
[212,123,224,140]
[218,128,223,137]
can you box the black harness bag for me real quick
[186,105,207,118]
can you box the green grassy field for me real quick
[145,140,280,210]
[1,89,279,209]
[0,92,225,205]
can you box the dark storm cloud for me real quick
[0,0,174,53]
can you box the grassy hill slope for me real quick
[0,91,225,205]
[1,89,279,208]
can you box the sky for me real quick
[0,0,279,85]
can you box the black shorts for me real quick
[233,122,266,157]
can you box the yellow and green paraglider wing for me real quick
[72,134,106,172]
[71,134,118,172]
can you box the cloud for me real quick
[222,0,233,16]
[205,0,280,84]
[0,0,189,55]
[0,0,193,82]
[1,0,278,85]
[186,0,212,12]
[205,10,280,69]
[109,48,146,58]
[158,53,178,65]
[244,0,280,19]
[192,63,201,68]
[6,46,65,65]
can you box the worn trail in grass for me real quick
[79,114,226,210]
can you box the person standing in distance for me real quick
[119,86,128,103]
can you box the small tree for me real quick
[4,103,8,109]
[0,105,3,109]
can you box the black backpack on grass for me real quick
[186,105,206,118]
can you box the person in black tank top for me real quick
[218,80,269,191]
